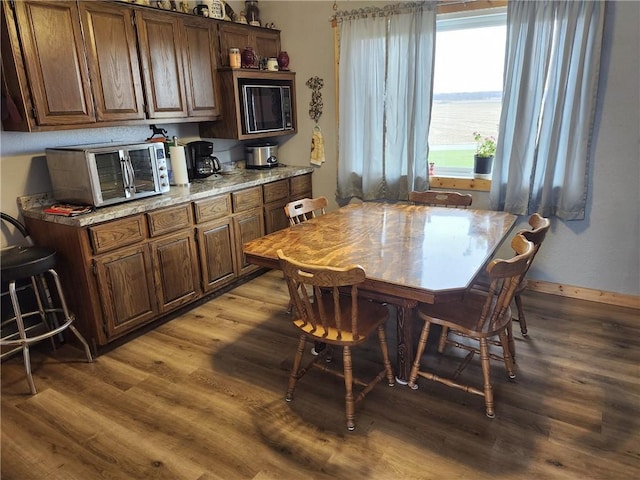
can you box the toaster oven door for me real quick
[93,150,130,203]
[92,146,160,206]
[126,146,160,195]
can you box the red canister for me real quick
[241,47,256,68]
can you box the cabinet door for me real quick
[79,1,145,122]
[197,217,237,292]
[264,199,290,234]
[135,9,188,119]
[181,16,221,119]
[289,173,313,201]
[12,0,95,126]
[151,230,201,312]
[253,29,281,60]
[94,244,158,340]
[233,208,265,276]
[217,23,251,67]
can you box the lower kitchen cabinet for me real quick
[196,217,237,293]
[93,243,158,339]
[151,229,201,312]
[21,170,312,353]
[233,207,265,276]
[264,198,290,233]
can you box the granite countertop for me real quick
[19,166,314,228]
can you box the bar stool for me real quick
[1,213,93,394]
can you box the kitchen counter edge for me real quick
[18,166,315,228]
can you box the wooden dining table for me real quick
[243,201,517,382]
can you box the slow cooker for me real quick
[245,143,278,169]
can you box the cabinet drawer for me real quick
[147,204,193,237]
[290,174,312,198]
[263,179,289,203]
[232,186,263,212]
[89,215,148,254]
[194,194,232,224]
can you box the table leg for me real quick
[395,303,416,384]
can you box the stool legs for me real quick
[8,280,37,394]
[48,269,93,363]
[2,268,93,394]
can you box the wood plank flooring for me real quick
[2,270,639,479]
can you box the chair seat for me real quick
[1,246,57,281]
[417,292,512,337]
[293,296,388,345]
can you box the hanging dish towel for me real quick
[310,125,325,166]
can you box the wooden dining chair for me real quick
[469,213,551,338]
[408,190,473,208]
[283,196,329,353]
[284,196,328,225]
[277,249,395,431]
[408,234,534,418]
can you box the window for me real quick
[429,10,507,177]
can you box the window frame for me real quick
[429,6,507,186]
[331,1,509,193]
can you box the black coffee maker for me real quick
[186,141,221,180]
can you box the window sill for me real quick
[429,176,491,192]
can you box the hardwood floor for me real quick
[2,270,639,479]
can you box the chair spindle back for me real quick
[284,197,328,225]
[278,250,366,342]
[476,234,534,332]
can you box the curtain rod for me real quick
[333,2,437,22]
[331,0,506,23]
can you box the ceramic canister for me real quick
[266,58,278,71]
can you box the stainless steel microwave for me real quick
[240,80,293,135]
[45,142,170,207]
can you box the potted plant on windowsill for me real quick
[473,131,496,179]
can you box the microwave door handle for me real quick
[126,156,136,193]
[121,156,133,198]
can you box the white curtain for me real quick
[490,0,606,220]
[337,3,436,202]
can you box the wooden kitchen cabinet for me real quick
[196,217,237,292]
[22,171,311,352]
[233,208,265,277]
[199,69,296,140]
[194,195,237,292]
[231,186,265,276]
[93,243,158,340]
[217,22,280,68]
[289,173,313,201]
[147,204,200,312]
[89,204,201,342]
[1,0,95,129]
[151,230,201,312]
[2,1,279,130]
[134,8,188,119]
[181,15,222,119]
[263,179,290,234]
[79,1,145,122]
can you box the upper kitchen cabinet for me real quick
[217,22,280,68]
[79,1,146,122]
[199,69,296,141]
[1,0,95,130]
[134,8,188,120]
[1,1,223,131]
[181,15,222,119]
